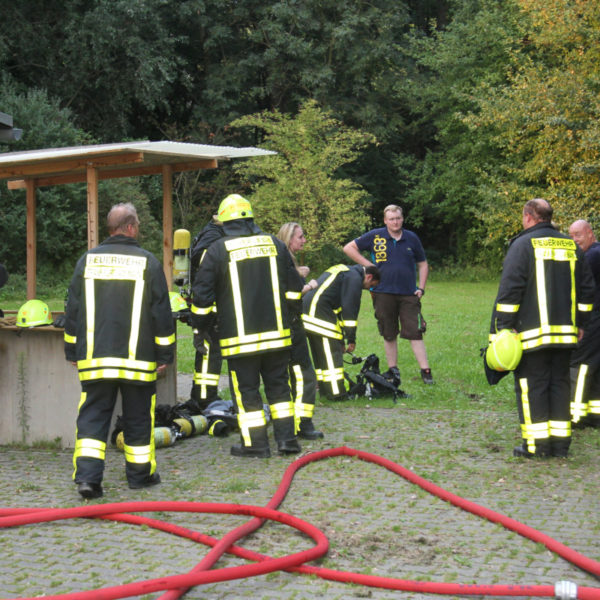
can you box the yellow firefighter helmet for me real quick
[16,299,53,327]
[486,329,522,371]
[217,194,253,222]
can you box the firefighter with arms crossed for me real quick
[491,199,594,458]
[64,203,175,499]
[191,195,304,458]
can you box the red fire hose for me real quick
[1,446,599,600]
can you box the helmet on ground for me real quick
[486,329,522,371]
[169,291,188,313]
[16,299,53,327]
[217,194,253,222]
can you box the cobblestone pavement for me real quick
[1,375,600,599]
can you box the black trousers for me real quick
[74,380,156,486]
[570,312,600,423]
[513,348,571,456]
[306,333,347,400]
[228,350,295,448]
[191,323,222,409]
[289,319,318,426]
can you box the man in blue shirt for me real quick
[343,204,433,384]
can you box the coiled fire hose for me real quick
[1,446,600,600]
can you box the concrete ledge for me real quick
[0,325,177,448]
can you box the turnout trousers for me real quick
[513,348,572,457]
[191,323,222,410]
[228,350,295,449]
[306,333,347,400]
[73,380,157,487]
[570,312,600,425]
[289,318,318,433]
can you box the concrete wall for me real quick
[0,325,177,448]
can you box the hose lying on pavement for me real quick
[1,446,600,600]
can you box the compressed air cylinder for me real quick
[153,426,178,448]
[173,229,191,286]
[115,427,178,451]
[173,415,208,438]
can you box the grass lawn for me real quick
[2,278,513,413]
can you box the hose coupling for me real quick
[555,580,577,600]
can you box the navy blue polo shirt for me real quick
[354,227,426,295]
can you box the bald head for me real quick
[569,219,596,252]
[107,203,140,238]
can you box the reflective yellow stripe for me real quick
[549,420,570,438]
[323,338,343,395]
[340,319,357,327]
[286,291,302,300]
[78,357,157,371]
[587,400,600,415]
[521,335,578,350]
[64,332,76,344]
[578,303,593,312]
[292,364,304,433]
[570,364,589,423]
[302,314,343,339]
[123,443,152,464]
[496,303,519,313]
[221,337,291,357]
[295,401,314,419]
[79,369,156,382]
[155,333,176,346]
[519,377,535,454]
[129,277,145,358]
[306,265,348,320]
[74,437,106,461]
[191,303,215,315]
[85,277,95,360]
[270,401,294,420]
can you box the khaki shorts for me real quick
[372,292,422,341]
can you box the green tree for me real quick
[230,100,376,270]
[396,0,524,266]
[471,0,600,244]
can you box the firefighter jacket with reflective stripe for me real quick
[302,264,365,344]
[190,219,303,358]
[64,235,175,383]
[492,223,595,352]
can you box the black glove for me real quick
[193,329,207,355]
[53,314,67,328]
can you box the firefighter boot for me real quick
[273,415,301,455]
[298,417,324,440]
[230,425,271,458]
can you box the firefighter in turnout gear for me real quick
[188,217,225,411]
[64,203,175,499]
[191,194,304,458]
[491,199,594,458]
[568,219,600,427]
[302,264,381,400]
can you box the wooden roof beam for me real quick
[0,152,144,180]
[6,158,219,190]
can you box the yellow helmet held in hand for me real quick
[16,299,53,327]
[169,291,188,313]
[486,329,522,371]
[217,194,253,222]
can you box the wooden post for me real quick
[162,164,173,288]
[25,180,37,300]
[86,165,99,249]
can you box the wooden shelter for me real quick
[0,140,274,297]
[0,141,274,447]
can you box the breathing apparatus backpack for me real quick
[345,353,409,404]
